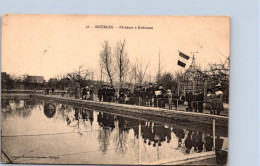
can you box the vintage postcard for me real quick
[1,14,230,165]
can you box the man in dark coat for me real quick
[98,87,102,101]
[157,85,166,108]
[146,83,154,107]
[193,91,198,112]
[197,90,204,113]
[82,87,87,100]
[110,86,115,102]
[186,91,193,111]
[102,86,108,102]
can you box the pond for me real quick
[1,98,228,164]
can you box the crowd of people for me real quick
[43,82,225,115]
[97,83,179,108]
[96,83,224,115]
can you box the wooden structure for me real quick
[178,54,230,101]
[178,55,207,96]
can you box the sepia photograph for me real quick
[1,14,230,165]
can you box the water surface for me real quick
[1,98,228,164]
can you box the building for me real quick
[178,55,229,102]
[27,75,45,84]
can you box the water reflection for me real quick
[43,102,56,118]
[1,99,228,164]
[1,99,42,119]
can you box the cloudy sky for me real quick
[2,14,230,81]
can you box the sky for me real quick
[1,14,230,81]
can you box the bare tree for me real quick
[100,40,114,86]
[114,39,129,87]
[127,63,137,85]
[68,65,91,85]
[135,58,151,86]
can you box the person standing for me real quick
[197,90,204,113]
[75,85,80,99]
[110,86,115,102]
[147,83,154,107]
[166,89,173,109]
[89,85,94,100]
[157,85,166,108]
[102,86,107,102]
[98,87,102,101]
[214,84,224,115]
[186,91,193,111]
[82,87,87,100]
[192,91,198,112]
[205,89,214,114]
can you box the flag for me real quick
[177,51,190,68]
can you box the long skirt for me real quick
[214,100,224,112]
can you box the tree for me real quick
[160,72,177,90]
[68,65,91,87]
[114,39,129,87]
[126,63,137,85]
[100,40,114,86]
[135,58,151,86]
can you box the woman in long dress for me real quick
[214,84,224,115]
